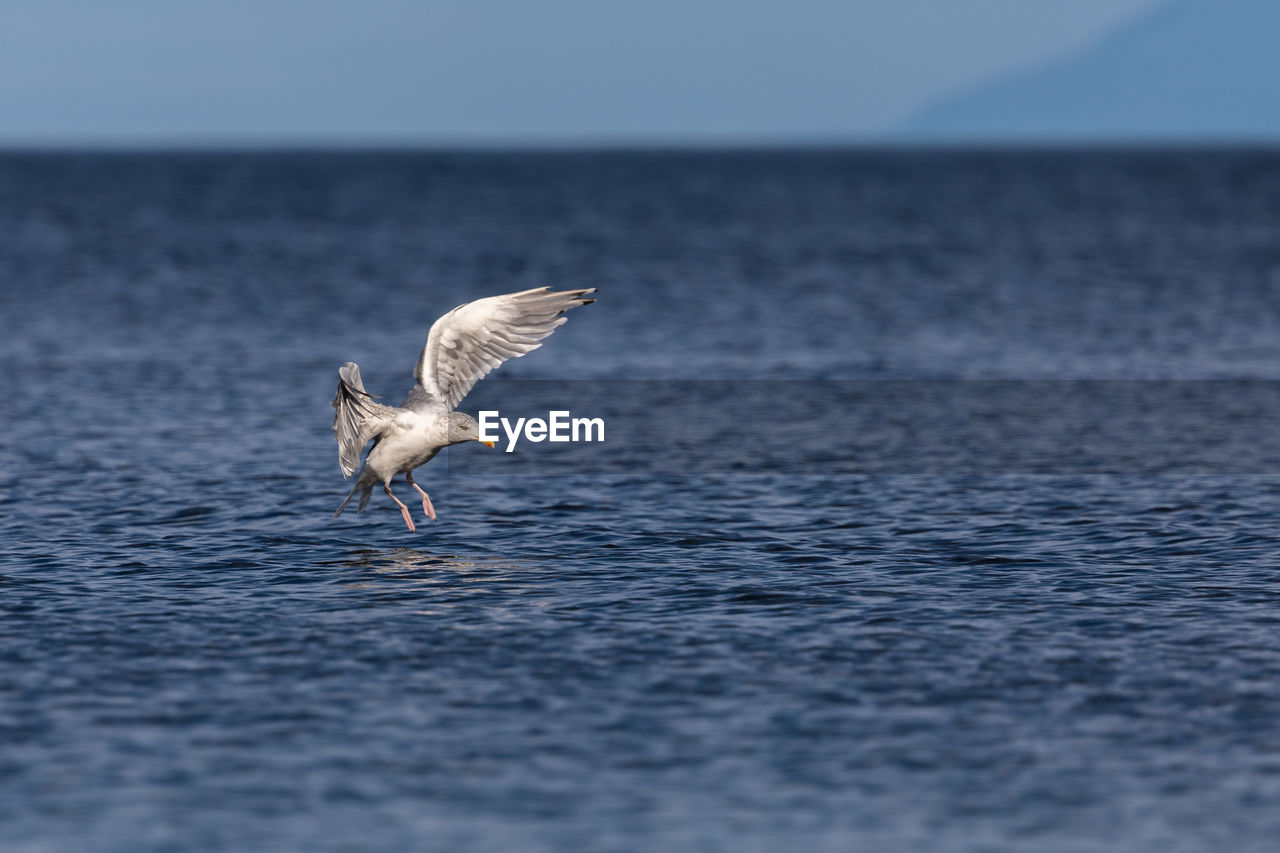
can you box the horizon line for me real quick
[3,132,1280,153]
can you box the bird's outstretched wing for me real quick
[332,362,398,478]
[413,287,596,410]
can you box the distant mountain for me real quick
[901,0,1280,141]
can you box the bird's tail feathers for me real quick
[334,480,372,518]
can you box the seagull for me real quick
[332,286,596,530]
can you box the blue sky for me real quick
[0,0,1164,143]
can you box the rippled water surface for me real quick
[4,150,1280,851]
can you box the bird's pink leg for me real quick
[406,472,437,521]
[384,483,416,532]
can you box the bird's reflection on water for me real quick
[333,547,538,597]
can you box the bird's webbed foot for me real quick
[406,472,437,522]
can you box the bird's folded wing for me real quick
[413,287,596,410]
[332,362,397,478]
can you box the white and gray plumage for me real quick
[332,286,596,531]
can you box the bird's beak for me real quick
[480,439,496,448]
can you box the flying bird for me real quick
[332,287,596,530]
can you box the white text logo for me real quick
[477,410,605,452]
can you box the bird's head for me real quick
[447,412,496,448]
